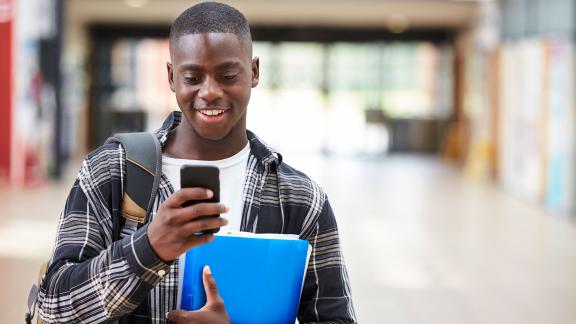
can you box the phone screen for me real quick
[180,165,220,233]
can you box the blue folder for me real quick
[181,232,311,324]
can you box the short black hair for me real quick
[169,2,252,50]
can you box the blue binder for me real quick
[181,232,311,324]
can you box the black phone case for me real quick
[180,165,220,234]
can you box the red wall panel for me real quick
[0,0,12,181]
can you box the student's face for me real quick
[167,33,259,141]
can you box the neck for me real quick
[164,121,248,161]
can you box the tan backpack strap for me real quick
[105,132,162,240]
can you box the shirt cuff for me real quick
[122,223,172,284]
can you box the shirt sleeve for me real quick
[37,147,171,323]
[298,198,357,324]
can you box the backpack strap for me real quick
[26,132,162,324]
[106,132,162,240]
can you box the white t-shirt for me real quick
[161,143,250,307]
[161,143,250,231]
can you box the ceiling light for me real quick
[124,0,149,8]
[387,14,410,34]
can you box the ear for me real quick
[167,62,175,92]
[251,57,259,88]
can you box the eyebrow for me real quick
[179,61,241,72]
[179,64,203,71]
[215,61,241,70]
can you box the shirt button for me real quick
[158,269,166,277]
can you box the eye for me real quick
[183,75,201,83]
[223,74,237,81]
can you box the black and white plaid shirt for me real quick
[38,112,356,323]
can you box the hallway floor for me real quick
[2,155,576,323]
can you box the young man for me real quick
[38,2,356,323]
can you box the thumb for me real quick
[202,265,225,310]
[165,309,187,323]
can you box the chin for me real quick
[195,129,231,141]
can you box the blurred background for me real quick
[2,0,576,323]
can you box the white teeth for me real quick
[199,109,224,116]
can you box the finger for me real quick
[202,265,225,309]
[166,309,188,323]
[161,204,228,227]
[167,188,213,208]
[182,231,215,248]
[169,203,228,225]
[180,216,228,234]
[180,202,229,221]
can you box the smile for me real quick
[198,109,225,116]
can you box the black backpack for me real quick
[26,132,162,324]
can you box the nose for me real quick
[198,76,223,103]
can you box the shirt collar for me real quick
[154,111,282,167]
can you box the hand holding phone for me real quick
[147,165,225,261]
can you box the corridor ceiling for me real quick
[68,0,479,29]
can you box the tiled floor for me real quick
[3,154,576,323]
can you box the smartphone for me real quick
[180,165,221,234]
